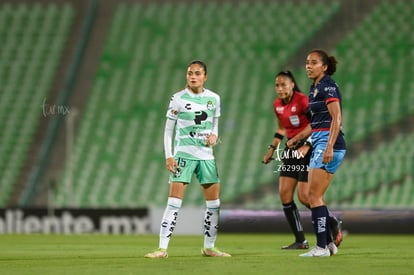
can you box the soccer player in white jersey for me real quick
[145,60,231,258]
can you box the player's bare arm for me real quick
[323,101,341,163]
[263,119,286,164]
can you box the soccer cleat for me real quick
[330,216,343,247]
[144,248,168,258]
[328,242,338,256]
[299,246,330,257]
[201,247,231,257]
[282,240,309,250]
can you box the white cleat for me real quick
[299,246,330,257]
[328,242,338,256]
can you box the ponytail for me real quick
[309,49,338,76]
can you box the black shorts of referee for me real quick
[278,141,311,182]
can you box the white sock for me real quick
[203,199,220,249]
[159,197,182,249]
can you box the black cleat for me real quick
[281,240,309,250]
[330,216,343,247]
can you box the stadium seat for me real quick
[54,0,414,210]
[0,3,74,207]
[56,1,342,207]
[335,0,414,143]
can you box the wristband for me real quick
[305,136,312,146]
[274,133,284,140]
[268,144,277,150]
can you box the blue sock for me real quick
[311,205,328,248]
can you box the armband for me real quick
[304,136,312,147]
[274,133,284,140]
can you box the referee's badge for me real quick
[289,115,300,127]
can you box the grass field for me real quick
[1,233,413,274]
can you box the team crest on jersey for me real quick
[325,86,336,97]
[313,88,319,97]
[206,100,214,110]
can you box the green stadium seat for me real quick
[56,1,342,208]
[54,0,414,210]
[335,0,414,143]
[0,3,74,207]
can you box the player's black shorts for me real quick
[278,144,311,182]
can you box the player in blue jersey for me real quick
[265,71,343,250]
[145,60,231,258]
[299,50,346,257]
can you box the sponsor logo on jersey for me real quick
[185,103,192,110]
[276,106,284,113]
[189,132,209,138]
[324,86,336,92]
[194,111,208,124]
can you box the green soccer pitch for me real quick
[1,234,413,274]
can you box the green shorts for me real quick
[169,157,220,184]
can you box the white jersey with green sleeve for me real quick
[166,88,221,160]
